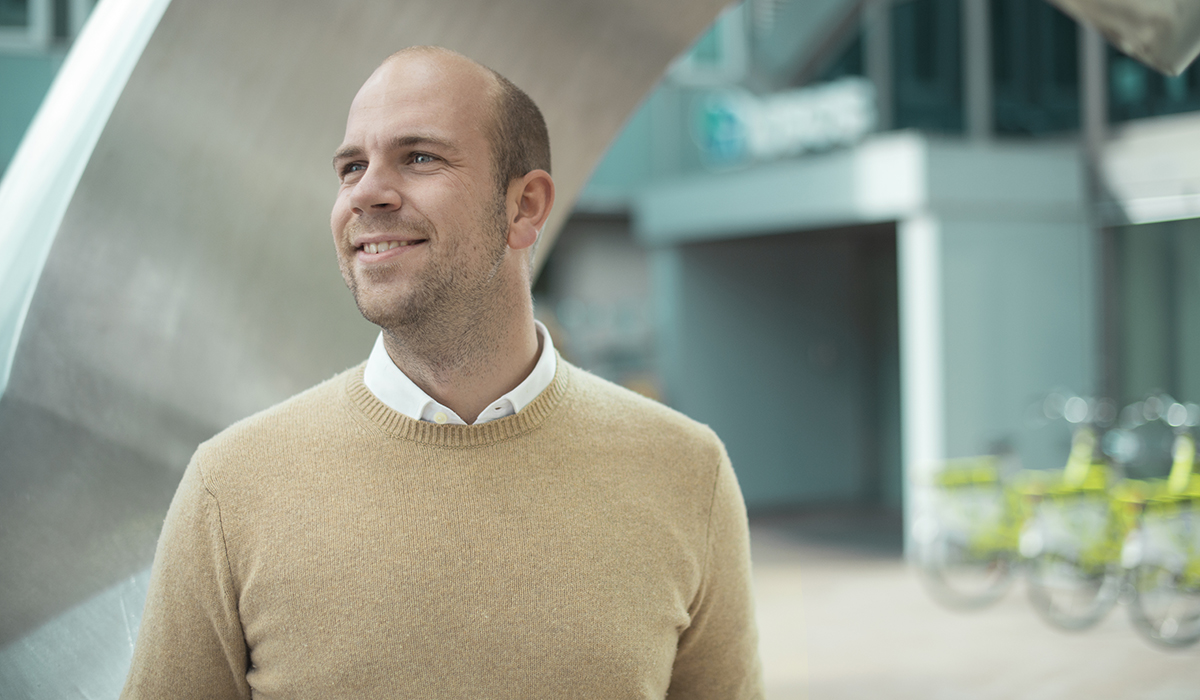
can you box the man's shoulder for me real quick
[192,364,361,473]
[562,363,724,454]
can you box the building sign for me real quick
[697,76,877,165]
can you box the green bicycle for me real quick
[1021,395,1200,644]
[915,391,1122,624]
[1122,400,1200,648]
[1019,422,1134,631]
[914,453,1026,610]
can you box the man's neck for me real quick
[380,307,540,425]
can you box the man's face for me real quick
[331,54,509,332]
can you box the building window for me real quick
[991,0,1080,135]
[891,0,963,133]
[0,0,30,27]
[0,0,93,50]
[0,0,48,49]
[814,29,864,84]
[1109,48,1200,123]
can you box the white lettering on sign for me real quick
[697,77,877,165]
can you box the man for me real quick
[122,46,762,698]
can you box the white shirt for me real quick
[363,321,558,426]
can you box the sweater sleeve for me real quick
[666,446,764,699]
[121,455,250,700]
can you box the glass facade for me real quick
[991,0,1079,135]
[52,0,66,38]
[1109,48,1200,123]
[815,30,863,84]
[0,0,29,27]
[891,0,963,133]
[689,23,722,67]
[1112,220,1200,405]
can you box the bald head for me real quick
[376,46,551,195]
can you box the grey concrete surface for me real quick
[752,511,1199,700]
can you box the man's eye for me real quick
[341,162,366,177]
[412,153,436,165]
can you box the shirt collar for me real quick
[363,321,558,425]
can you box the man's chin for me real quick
[351,290,425,331]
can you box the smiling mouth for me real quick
[358,240,426,254]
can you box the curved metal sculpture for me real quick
[0,0,726,694]
[1049,0,1200,76]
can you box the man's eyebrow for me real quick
[331,135,458,167]
[332,145,364,165]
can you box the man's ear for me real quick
[506,169,555,251]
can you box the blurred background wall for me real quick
[534,0,1200,520]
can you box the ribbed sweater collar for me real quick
[343,352,573,447]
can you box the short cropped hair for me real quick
[484,71,552,195]
[385,47,551,196]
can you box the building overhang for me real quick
[1098,111,1200,227]
[635,132,1088,247]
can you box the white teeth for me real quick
[363,240,415,254]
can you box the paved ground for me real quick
[750,510,1199,700]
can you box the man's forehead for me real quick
[355,51,497,108]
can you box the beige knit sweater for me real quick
[121,358,762,699]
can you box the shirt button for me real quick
[433,412,448,424]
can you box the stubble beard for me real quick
[339,194,511,367]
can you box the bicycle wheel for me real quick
[1025,552,1122,631]
[917,527,1015,610]
[1128,563,1200,648]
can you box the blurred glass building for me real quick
[535,0,1200,519]
[1,0,96,170]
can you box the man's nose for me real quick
[349,165,401,215]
